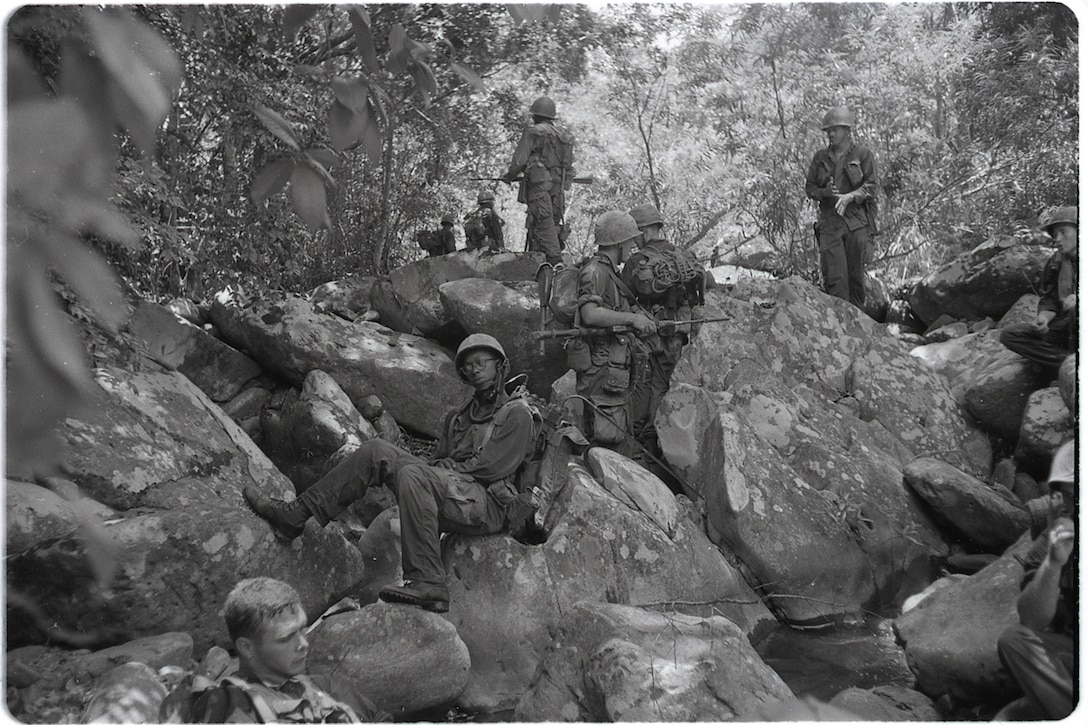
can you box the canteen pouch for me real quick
[566,338,592,372]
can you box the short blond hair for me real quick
[223,577,302,641]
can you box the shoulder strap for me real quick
[222,676,278,724]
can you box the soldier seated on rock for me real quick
[160,577,386,723]
[243,334,537,613]
[994,440,1077,720]
[1000,206,1077,371]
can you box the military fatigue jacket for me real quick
[805,141,877,231]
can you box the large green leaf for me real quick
[450,60,485,91]
[331,75,370,112]
[283,4,319,41]
[328,99,366,152]
[290,165,331,231]
[253,104,302,151]
[7,99,91,209]
[251,158,296,203]
[38,226,130,333]
[348,6,381,74]
[83,8,181,154]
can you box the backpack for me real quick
[546,262,582,327]
[540,123,576,189]
[416,229,439,253]
[464,210,487,248]
[480,376,589,544]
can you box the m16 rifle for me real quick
[530,314,733,341]
[470,175,595,185]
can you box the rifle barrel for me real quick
[530,315,733,341]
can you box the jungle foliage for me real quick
[4,3,1079,475]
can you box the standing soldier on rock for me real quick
[464,189,506,254]
[503,96,575,268]
[570,210,656,453]
[805,106,878,308]
[623,203,706,455]
[242,335,537,614]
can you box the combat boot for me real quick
[242,487,310,542]
[378,581,450,613]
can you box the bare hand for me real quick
[1062,293,1076,312]
[1032,314,1051,332]
[834,191,855,216]
[630,313,657,335]
[1047,517,1076,566]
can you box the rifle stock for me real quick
[530,314,733,341]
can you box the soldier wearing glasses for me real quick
[243,334,535,614]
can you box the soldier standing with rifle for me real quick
[623,203,706,456]
[464,189,506,253]
[569,210,656,453]
[503,96,575,268]
[804,106,878,309]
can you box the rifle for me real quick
[470,175,595,185]
[530,315,734,341]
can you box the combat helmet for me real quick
[440,214,455,226]
[1041,206,1077,233]
[820,106,855,130]
[594,210,642,247]
[477,189,495,204]
[628,203,664,229]
[455,333,507,372]
[1048,440,1076,488]
[530,96,557,119]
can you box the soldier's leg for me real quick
[817,219,849,301]
[527,185,563,265]
[845,225,870,308]
[997,624,1075,719]
[298,439,424,525]
[1000,324,1072,369]
[389,465,506,586]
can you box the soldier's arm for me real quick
[504,128,536,180]
[805,153,834,200]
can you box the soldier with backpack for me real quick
[569,210,657,452]
[417,215,457,257]
[623,203,706,454]
[242,335,544,614]
[503,96,575,267]
[464,190,506,253]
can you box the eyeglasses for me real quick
[460,357,497,373]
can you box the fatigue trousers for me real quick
[296,439,508,586]
[630,348,679,452]
[997,624,1076,719]
[817,216,869,308]
[1000,323,1076,369]
[525,184,564,265]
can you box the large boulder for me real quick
[893,537,1029,704]
[828,686,942,721]
[6,367,367,652]
[1015,387,1075,475]
[908,329,1005,403]
[903,458,1029,553]
[307,604,470,718]
[439,277,568,398]
[308,274,378,321]
[962,351,1050,443]
[659,277,963,623]
[210,295,469,437]
[907,240,1050,326]
[371,250,543,340]
[515,602,795,721]
[442,462,775,713]
[128,300,262,402]
[258,370,378,492]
